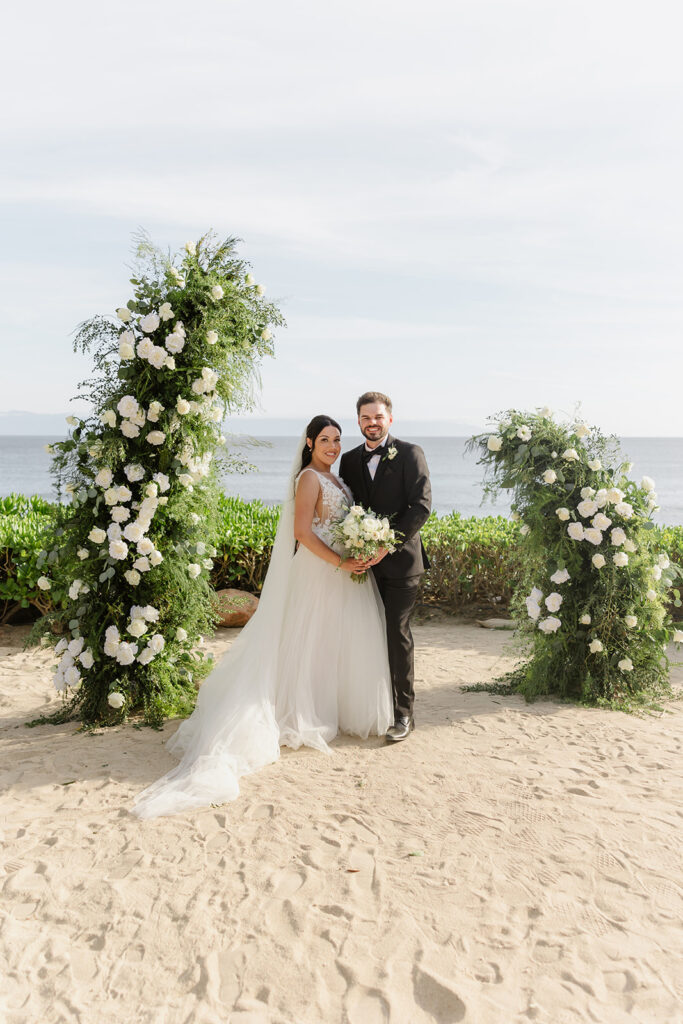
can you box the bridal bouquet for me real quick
[331,504,400,583]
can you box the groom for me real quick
[340,392,432,742]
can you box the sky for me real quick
[2,0,682,435]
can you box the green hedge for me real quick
[2,492,682,624]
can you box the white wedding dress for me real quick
[132,456,392,819]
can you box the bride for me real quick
[132,415,393,818]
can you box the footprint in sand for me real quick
[412,965,466,1022]
[270,865,307,898]
[345,985,390,1024]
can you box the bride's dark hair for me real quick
[300,415,342,473]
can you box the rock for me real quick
[215,589,259,627]
[476,617,516,630]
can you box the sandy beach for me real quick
[1,620,682,1024]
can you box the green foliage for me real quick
[469,409,682,709]
[212,495,280,591]
[32,234,284,725]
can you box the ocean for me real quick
[1,435,682,525]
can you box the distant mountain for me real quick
[0,410,483,438]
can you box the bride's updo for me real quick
[300,415,342,473]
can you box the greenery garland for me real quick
[33,233,284,726]
[470,408,683,710]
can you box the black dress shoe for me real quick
[386,715,414,743]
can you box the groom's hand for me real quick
[366,547,389,567]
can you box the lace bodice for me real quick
[296,468,352,548]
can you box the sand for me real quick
[1,620,682,1024]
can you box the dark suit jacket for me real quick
[339,435,432,580]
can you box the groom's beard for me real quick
[361,425,388,446]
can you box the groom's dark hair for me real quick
[356,391,392,415]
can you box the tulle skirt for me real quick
[131,543,392,819]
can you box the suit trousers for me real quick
[374,573,422,719]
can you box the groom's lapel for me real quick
[369,434,394,496]
[355,444,370,504]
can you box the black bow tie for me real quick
[363,447,380,463]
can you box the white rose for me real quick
[116,307,132,322]
[140,312,160,333]
[108,692,125,708]
[147,345,168,370]
[64,666,81,687]
[575,423,590,439]
[520,524,530,536]
[647,495,658,510]
[178,473,194,487]
[538,617,561,634]
[646,589,657,601]
[154,472,170,492]
[146,430,166,446]
[562,448,579,461]
[55,638,68,655]
[587,459,602,472]
[610,527,626,546]
[123,522,144,543]
[116,642,136,665]
[117,485,132,502]
[100,409,117,427]
[550,568,570,584]
[614,501,633,519]
[190,512,200,525]
[137,647,155,665]
[105,625,120,643]
[133,556,151,573]
[88,527,106,544]
[149,550,163,566]
[118,339,135,361]
[124,463,145,482]
[165,331,185,354]
[211,285,224,300]
[117,395,139,419]
[109,539,128,560]
[37,575,51,590]
[177,398,191,415]
[592,553,606,568]
[124,569,141,586]
[95,467,113,488]
[618,658,633,672]
[623,539,637,553]
[542,469,557,484]
[594,489,609,508]
[107,523,122,542]
[545,592,563,613]
[261,327,273,342]
[567,523,584,541]
[164,356,176,370]
[120,420,140,439]
[580,613,591,625]
[486,435,502,452]
[658,553,670,569]
[651,565,662,581]
[624,615,637,628]
[583,528,603,547]
[588,639,603,653]
[137,337,153,360]
[206,330,219,345]
[613,552,629,567]
[591,513,612,531]
[673,629,683,644]
[245,273,255,286]
[526,600,541,621]
[184,240,197,255]
[79,649,94,669]
[145,483,158,498]
[577,500,599,518]
[176,627,188,642]
[256,284,265,296]
[516,425,532,441]
[556,508,570,521]
[159,301,174,321]
[640,476,655,493]
[77,547,89,560]
[143,605,160,622]
[149,634,165,654]
[188,563,201,578]
[128,618,147,638]
[606,488,624,504]
[135,537,154,556]
[580,487,595,499]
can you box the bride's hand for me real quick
[339,557,366,574]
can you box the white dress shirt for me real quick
[364,436,388,480]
